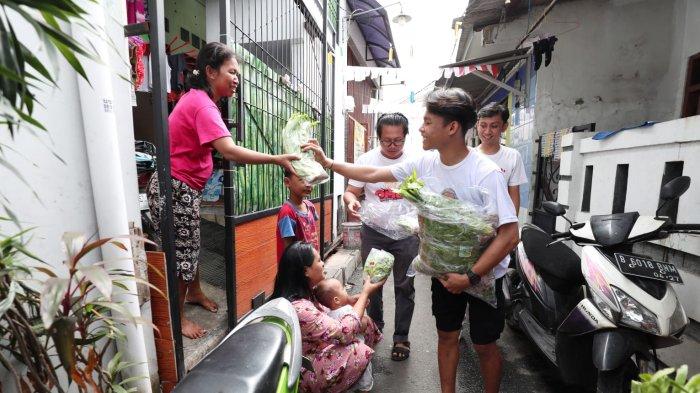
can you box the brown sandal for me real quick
[391,341,410,361]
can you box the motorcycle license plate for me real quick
[614,253,683,284]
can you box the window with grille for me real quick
[682,52,700,118]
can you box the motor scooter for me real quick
[173,298,304,393]
[505,176,700,392]
[134,140,158,242]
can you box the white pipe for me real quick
[71,2,152,391]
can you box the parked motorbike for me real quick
[173,298,304,393]
[134,140,158,243]
[505,176,700,392]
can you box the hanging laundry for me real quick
[126,0,147,24]
[129,37,146,90]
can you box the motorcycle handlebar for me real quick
[666,224,700,231]
[665,223,700,233]
[551,231,570,239]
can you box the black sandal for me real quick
[391,341,410,361]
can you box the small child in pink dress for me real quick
[315,279,374,392]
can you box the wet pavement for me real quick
[347,268,590,393]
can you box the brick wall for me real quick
[234,198,333,318]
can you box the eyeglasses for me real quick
[379,138,405,147]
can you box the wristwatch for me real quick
[466,269,481,286]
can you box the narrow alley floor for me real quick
[347,268,589,393]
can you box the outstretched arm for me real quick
[302,139,396,183]
[211,137,298,174]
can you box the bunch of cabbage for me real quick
[363,248,394,283]
[281,113,329,185]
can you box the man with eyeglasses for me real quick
[343,112,419,362]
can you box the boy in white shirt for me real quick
[475,103,528,215]
[303,88,519,393]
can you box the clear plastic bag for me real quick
[363,248,395,283]
[398,171,500,307]
[359,199,418,240]
[281,113,330,185]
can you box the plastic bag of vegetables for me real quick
[359,199,418,240]
[363,248,395,283]
[397,171,500,306]
[281,113,330,185]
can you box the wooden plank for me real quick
[146,251,178,385]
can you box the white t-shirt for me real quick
[348,148,412,204]
[349,148,418,237]
[476,145,528,187]
[390,149,518,278]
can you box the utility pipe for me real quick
[72,1,153,391]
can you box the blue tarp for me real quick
[592,121,657,140]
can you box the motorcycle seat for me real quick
[521,224,585,292]
[174,322,287,393]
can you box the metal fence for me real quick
[228,0,335,216]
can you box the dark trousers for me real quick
[361,225,419,342]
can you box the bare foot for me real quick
[186,290,219,313]
[181,317,207,339]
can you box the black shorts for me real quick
[431,277,505,345]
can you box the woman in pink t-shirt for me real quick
[147,42,297,339]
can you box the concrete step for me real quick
[324,247,361,285]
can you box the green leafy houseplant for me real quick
[0,0,95,135]
[632,365,700,393]
[0,228,161,392]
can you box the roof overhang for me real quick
[347,0,400,68]
[436,48,530,105]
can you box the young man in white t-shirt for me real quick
[303,88,519,393]
[475,103,528,214]
[343,113,419,362]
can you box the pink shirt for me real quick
[169,89,231,190]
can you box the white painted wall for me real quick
[556,116,700,320]
[460,0,699,136]
[0,1,154,389]
[0,1,140,269]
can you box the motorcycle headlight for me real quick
[590,289,616,321]
[582,253,620,321]
[611,286,660,335]
[669,299,688,335]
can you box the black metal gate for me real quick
[227,0,335,217]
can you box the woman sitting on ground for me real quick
[272,241,384,393]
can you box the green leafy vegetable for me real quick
[282,113,329,185]
[397,171,499,306]
[363,248,394,283]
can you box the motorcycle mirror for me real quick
[659,176,690,201]
[571,222,585,230]
[656,176,691,218]
[542,201,566,216]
